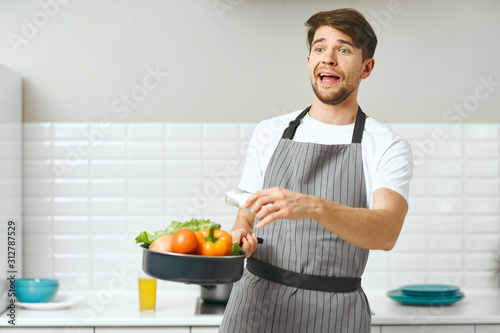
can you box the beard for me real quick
[310,70,360,106]
[312,83,356,105]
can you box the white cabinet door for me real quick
[191,327,219,333]
[372,326,381,333]
[2,329,93,333]
[96,328,189,333]
[476,325,500,333]
[382,325,474,333]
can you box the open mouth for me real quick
[319,73,340,85]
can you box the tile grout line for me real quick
[86,123,92,288]
[461,123,467,288]
[49,122,56,280]
[163,124,168,236]
[124,124,131,279]
[424,123,430,285]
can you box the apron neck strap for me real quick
[351,106,366,144]
[281,105,366,143]
[281,106,311,139]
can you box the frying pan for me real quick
[141,238,263,284]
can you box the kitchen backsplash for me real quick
[22,122,500,292]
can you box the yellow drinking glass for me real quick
[138,274,157,312]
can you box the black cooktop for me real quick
[195,298,227,315]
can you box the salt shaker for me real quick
[225,187,255,213]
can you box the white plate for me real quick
[17,294,84,310]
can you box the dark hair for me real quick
[305,8,377,60]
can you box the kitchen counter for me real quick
[2,289,500,327]
[369,289,500,325]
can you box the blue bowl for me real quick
[15,279,59,303]
[15,278,58,287]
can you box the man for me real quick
[220,8,413,333]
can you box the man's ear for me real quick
[360,58,375,79]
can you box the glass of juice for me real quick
[138,273,157,312]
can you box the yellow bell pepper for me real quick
[196,225,233,256]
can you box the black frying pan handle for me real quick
[239,237,264,246]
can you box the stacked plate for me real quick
[387,284,465,306]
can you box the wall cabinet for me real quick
[381,325,474,333]
[3,323,500,332]
[96,328,189,333]
[2,329,93,333]
[476,325,500,333]
[190,327,219,333]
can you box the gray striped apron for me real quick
[220,106,371,333]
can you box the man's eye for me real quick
[315,48,324,52]
[339,49,349,53]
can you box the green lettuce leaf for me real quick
[135,218,219,245]
[231,242,242,256]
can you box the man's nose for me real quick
[322,50,337,66]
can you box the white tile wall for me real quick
[22,122,500,292]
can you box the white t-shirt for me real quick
[238,110,413,208]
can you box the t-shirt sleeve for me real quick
[372,138,413,204]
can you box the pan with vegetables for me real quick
[136,219,256,284]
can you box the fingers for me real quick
[241,233,258,258]
[253,196,288,228]
[243,186,303,229]
[242,187,282,213]
[230,228,246,245]
[242,188,283,229]
[255,211,282,229]
[255,198,283,219]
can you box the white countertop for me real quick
[2,289,500,327]
[368,289,500,325]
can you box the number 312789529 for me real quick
[7,220,16,269]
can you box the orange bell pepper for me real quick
[196,225,233,256]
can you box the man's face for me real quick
[307,26,369,106]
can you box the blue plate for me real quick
[400,284,460,297]
[387,289,465,306]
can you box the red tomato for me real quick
[171,229,199,254]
